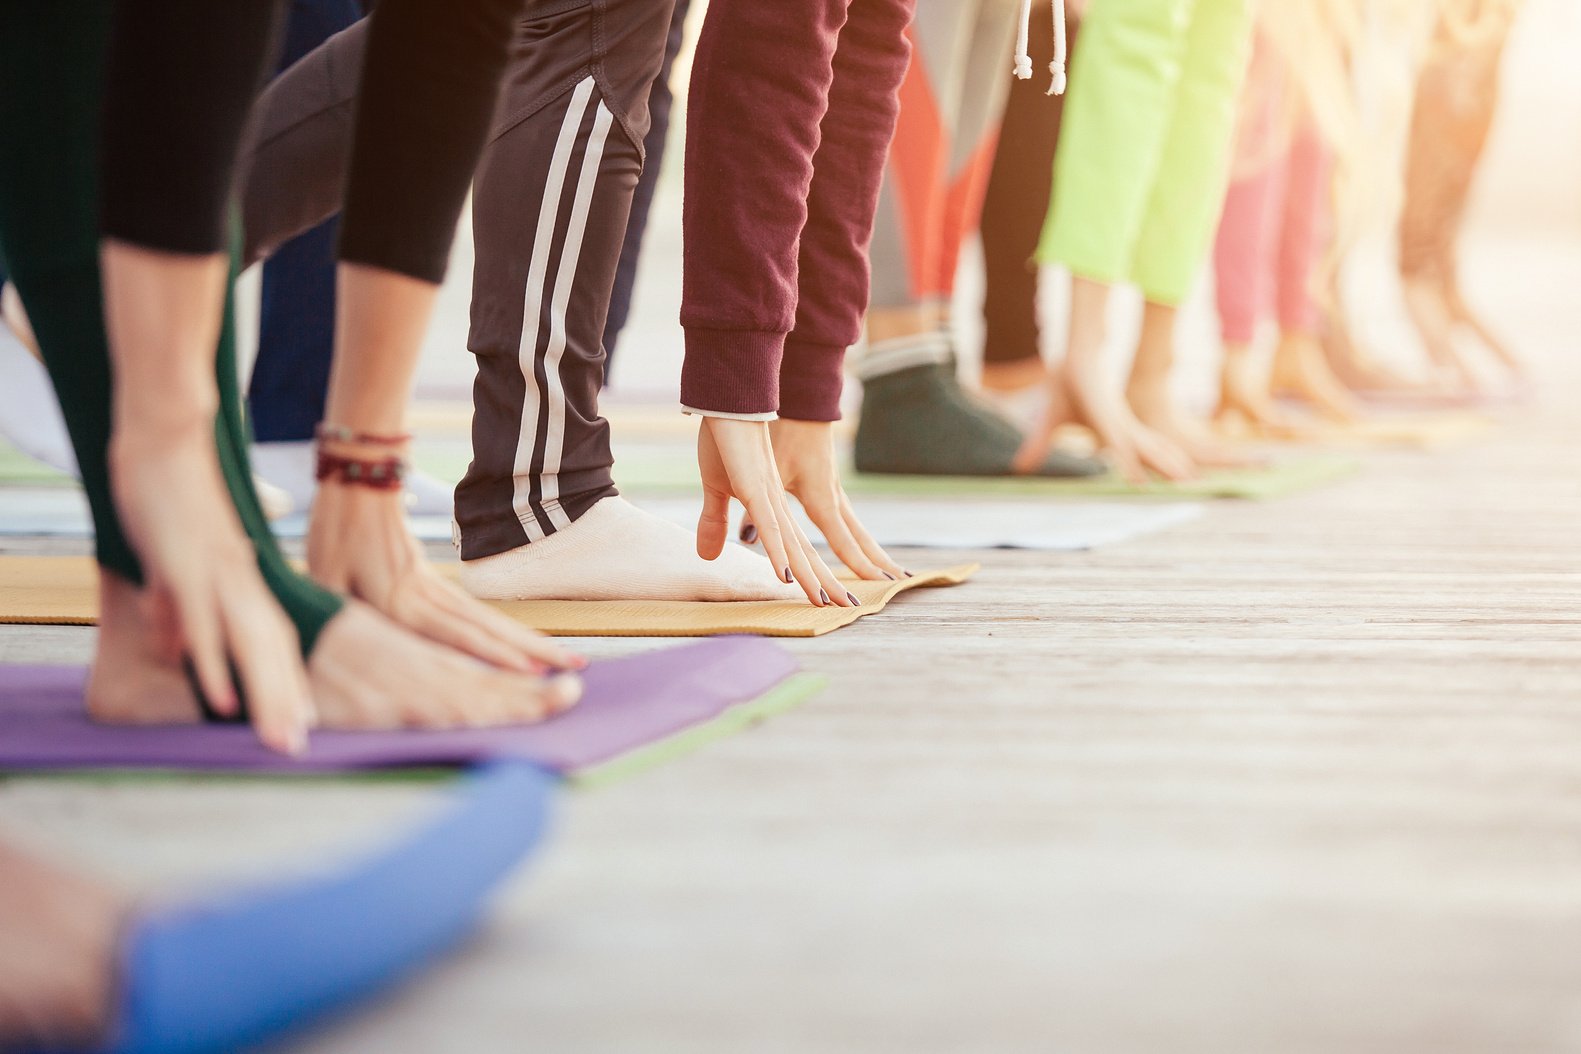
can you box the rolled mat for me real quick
[0,637,816,779]
[0,556,978,635]
[92,759,554,1054]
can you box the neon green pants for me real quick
[1036,0,1254,306]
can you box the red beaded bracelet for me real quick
[315,449,407,490]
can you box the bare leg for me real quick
[1126,299,1260,467]
[0,840,123,1051]
[1017,276,1195,482]
[980,356,1047,393]
[1270,327,1363,421]
[1215,340,1312,438]
[1318,274,1424,394]
[1399,274,1481,394]
[1445,276,1524,377]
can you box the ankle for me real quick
[1125,367,1171,407]
[110,402,218,455]
[980,358,1045,393]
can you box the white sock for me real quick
[459,495,804,602]
[251,439,456,517]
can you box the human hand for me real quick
[696,417,856,607]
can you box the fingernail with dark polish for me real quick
[882,572,896,581]
[740,523,758,544]
[783,567,795,583]
[818,588,829,605]
[903,570,915,578]
[847,592,861,607]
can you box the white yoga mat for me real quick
[630,497,1204,551]
[0,487,1201,551]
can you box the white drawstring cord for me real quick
[1047,0,1068,96]
[1014,0,1035,79]
[1012,0,1068,96]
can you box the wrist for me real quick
[314,423,412,492]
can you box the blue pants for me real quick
[247,0,364,443]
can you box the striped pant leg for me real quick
[456,0,673,560]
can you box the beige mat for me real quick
[0,556,976,636]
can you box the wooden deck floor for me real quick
[5,353,1581,1051]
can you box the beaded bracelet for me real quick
[314,423,413,447]
[315,448,407,490]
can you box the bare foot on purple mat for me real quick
[307,479,583,675]
[0,840,123,1051]
[88,572,583,733]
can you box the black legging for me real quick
[979,5,1078,368]
[100,0,523,285]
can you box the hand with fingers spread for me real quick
[763,419,908,581]
[696,417,859,609]
[306,477,585,674]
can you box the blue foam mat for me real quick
[84,760,554,1054]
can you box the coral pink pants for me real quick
[1212,45,1331,346]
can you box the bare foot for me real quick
[1401,277,1482,395]
[1215,344,1317,440]
[1271,331,1363,421]
[307,480,583,674]
[1446,286,1524,378]
[0,841,124,1050]
[109,424,313,753]
[88,571,583,732]
[1127,371,1263,470]
[1016,362,1196,483]
[1320,307,1424,396]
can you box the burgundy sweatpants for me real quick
[679,0,915,422]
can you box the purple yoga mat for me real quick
[0,637,797,774]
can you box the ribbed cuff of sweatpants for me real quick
[679,329,784,416]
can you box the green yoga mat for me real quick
[1,674,825,792]
[0,439,71,486]
[592,444,1361,502]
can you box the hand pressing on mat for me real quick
[697,417,857,608]
[759,419,907,581]
[307,477,585,674]
[103,242,314,755]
